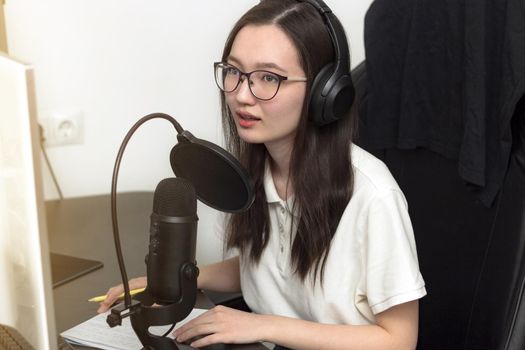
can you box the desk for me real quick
[46,192,266,350]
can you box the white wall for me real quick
[5,0,373,264]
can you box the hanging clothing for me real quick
[362,0,525,207]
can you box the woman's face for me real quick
[225,24,307,151]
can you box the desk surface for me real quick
[47,192,266,350]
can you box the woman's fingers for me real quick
[96,277,147,313]
[173,305,264,346]
[97,285,124,313]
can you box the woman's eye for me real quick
[262,74,278,83]
[226,68,239,76]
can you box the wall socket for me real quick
[40,110,84,147]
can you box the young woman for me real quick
[98,1,426,349]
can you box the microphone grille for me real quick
[153,177,197,216]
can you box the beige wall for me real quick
[0,1,7,52]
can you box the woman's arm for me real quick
[262,300,419,350]
[198,255,241,293]
[173,300,419,350]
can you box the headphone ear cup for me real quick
[327,74,355,121]
[309,63,334,126]
[309,64,355,126]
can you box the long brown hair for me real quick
[221,0,357,283]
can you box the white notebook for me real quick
[60,308,207,350]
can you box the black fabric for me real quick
[464,100,525,350]
[375,147,497,350]
[362,0,525,207]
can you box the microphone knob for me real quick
[149,222,160,253]
[183,263,199,279]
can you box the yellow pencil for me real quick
[88,287,146,302]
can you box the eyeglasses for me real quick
[214,62,307,101]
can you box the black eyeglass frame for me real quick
[214,62,307,101]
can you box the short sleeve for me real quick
[213,212,240,258]
[363,189,426,314]
[213,211,229,242]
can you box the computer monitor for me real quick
[0,53,57,349]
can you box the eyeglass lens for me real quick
[215,64,281,100]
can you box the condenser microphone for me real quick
[146,177,198,304]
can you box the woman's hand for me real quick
[173,305,268,348]
[96,276,147,313]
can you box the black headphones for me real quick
[298,0,355,126]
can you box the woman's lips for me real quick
[237,111,260,128]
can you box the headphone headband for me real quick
[297,0,349,67]
[297,0,355,126]
[298,0,331,13]
[321,12,350,94]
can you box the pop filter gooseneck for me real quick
[110,113,182,310]
[106,113,254,350]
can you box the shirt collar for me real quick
[263,159,296,214]
[263,159,282,204]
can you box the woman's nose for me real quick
[235,77,256,104]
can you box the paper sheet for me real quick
[60,308,207,350]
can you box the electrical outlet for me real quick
[40,110,84,147]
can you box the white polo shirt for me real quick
[239,144,426,325]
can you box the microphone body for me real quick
[146,177,198,304]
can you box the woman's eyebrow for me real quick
[227,55,287,73]
[257,62,287,73]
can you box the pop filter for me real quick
[170,130,255,213]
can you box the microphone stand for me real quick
[128,263,198,349]
[106,113,198,350]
